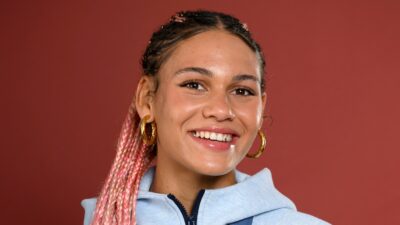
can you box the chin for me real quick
[192,161,236,177]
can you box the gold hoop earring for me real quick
[139,115,157,146]
[246,130,266,159]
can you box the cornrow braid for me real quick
[90,9,266,225]
[141,10,266,91]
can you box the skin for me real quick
[136,30,266,214]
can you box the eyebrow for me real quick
[174,66,260,83]
[232,74,260,83]
[174,67,212,77]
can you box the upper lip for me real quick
[190,127,240,137]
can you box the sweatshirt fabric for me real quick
[81,167,330,225]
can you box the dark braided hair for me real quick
[141,10,266,91]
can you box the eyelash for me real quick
[179,80,256,96]
[233,88,255,96]
[179,80,205,90]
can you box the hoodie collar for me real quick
[138,167,296,224]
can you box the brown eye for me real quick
[234,88,255,96]
[179,81,206,91]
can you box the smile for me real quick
[191,131,233,142]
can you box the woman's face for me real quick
[150,30,266,176]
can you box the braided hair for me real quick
[142,10,265,91]
[91,10,266,225]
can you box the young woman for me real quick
[81,10,330,225]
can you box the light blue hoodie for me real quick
[81,167,330,225]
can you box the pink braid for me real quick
[91,98,156,225]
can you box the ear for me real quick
[259,91,268,128]
[135,76,156,121]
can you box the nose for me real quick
[202,93,236,121]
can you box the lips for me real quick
[189,127,239,151]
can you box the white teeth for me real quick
[192,131,233,142]
[210,133,216,140]
[226,135,232,142]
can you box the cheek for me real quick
[232,99,263,127]
[154,87,199,126]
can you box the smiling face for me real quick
[140,30,266,176]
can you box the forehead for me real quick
[158,30,260,78]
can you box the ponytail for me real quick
[91,98,155,224]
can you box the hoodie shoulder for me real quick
[253,208,331,225]
[81,198,97,225]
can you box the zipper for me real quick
[167,189,205,225]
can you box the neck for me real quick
[149,159,236,214]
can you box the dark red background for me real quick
[1,0,399,224]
